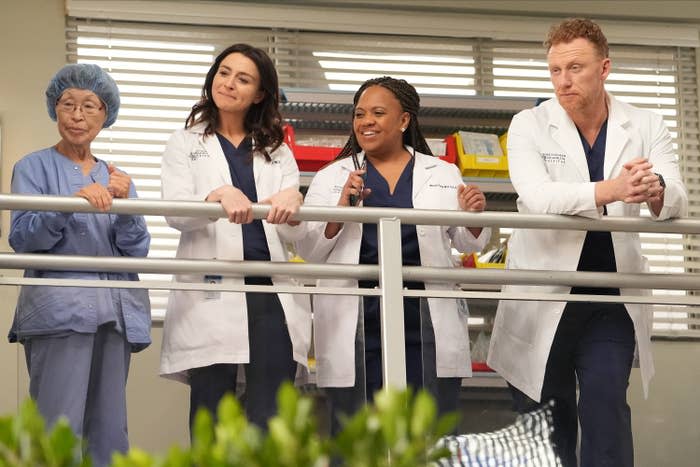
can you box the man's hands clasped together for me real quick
[616,158,664,204]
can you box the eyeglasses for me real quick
[56,99,104,116]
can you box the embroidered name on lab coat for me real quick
[541,152,566,165]
[429,183,458,189]
[189,149,210,161]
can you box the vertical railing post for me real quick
[377,217,407,390]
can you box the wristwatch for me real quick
[654,172,666,188]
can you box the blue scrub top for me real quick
[359,157,424,348]
[216,134,272,264]
[9,147,151,350]
[573,120,619,296]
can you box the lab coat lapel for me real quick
[412,150,435,200]
[604,95,631,180]
[253,142,263,189]
[549,103,590,181]
[199,129,233,186]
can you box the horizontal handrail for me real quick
[1,193,699,233]
[1,193,697,390]
[1,253,699,292]
[0,276,697,307]
[0,254,378,281]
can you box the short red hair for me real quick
[544,18,609,58]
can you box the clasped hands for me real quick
[75,163,131,211]
[614,158,664,204]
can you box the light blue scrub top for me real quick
[8,147,152,351]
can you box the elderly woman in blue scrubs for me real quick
[8,64,151,466]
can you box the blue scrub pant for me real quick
[509,302,635,467]
[326,301,461,436]
[188,287,296,434]
[24,324,131,467]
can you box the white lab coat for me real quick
[297,149,491,387]
[159,123,311,383]
[487,94,688,401]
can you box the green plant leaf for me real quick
[1,385,455,467]
[44,420,80,465]
[190,407,215,466]
[111,447,156,467]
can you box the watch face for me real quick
[655,173,666,188]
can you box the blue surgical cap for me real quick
[46,64,120,128]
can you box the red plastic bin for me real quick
[471,362,495,373]
[440,134,457,165]
[284,125,340,172]
[284,125,457,171]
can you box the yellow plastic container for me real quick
[499,132,508,157]
[455,131,509,178]
[462,252,506,269]
[475,260,505,269]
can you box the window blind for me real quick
[65,18,482,318]
[66,18,699,336]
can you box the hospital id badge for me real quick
[204,275,222,300]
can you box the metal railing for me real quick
[1,193,699,388]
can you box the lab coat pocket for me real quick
[496,297,542,347]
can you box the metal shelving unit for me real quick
[281,88,533,136]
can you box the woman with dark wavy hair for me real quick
[185,43,284,157]
[159,43,311,434]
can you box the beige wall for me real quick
[0,1,699,465]
[0,0,191,452]
[0,0,68,416]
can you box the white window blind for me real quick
[66,18,699,336]
[65,19,483,318]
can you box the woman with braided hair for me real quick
[297,76,490,432]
